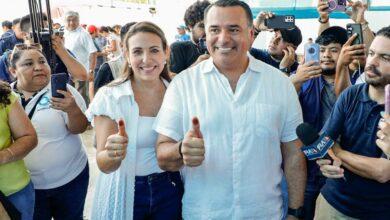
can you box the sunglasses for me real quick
[13,43,42,51]
[9,43,43,65]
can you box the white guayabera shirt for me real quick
[154,55,303,220]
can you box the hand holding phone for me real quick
[51,73,68,98]
[304,43,320,65]
[346,23,364,45]
[265,15,295,29]
[327,0,346,12]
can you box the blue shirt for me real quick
[298,76,332,186]
[0,52,11,83]
[175,34,190,42]
[322,83,390,219]
[299,76,329,133]
[0,32,22,55]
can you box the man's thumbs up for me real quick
[118,119,127,137]
[182,117,205,167]
[192,117,203,138]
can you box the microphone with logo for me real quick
[296,123,346,180]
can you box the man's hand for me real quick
[182,117,205,167]
[346,0,368,23]
[377,115,390,157]
[253,11,274,31]
[292,61,322,84]
[338,33,366,67]
[104,119,128,161]
[317,157,345,178]
[280,46,296,70]
[317,0,330,21]
[50,89,79,113]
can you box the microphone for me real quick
[296,123,335,161]
[297,123,348,180]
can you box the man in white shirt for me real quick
[64,11,97,104]
[153,0,306,219]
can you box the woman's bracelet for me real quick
[5,148,15,161]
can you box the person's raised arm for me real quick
[51,35,87,81]
[334,34,366,96]
[317,0,330,35]
[290,61,322,92]
[346,0,375,52]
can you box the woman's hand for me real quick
[105,119,128,161]
[50,89,78,113]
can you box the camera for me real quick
[197,38,208,54]
[327,0,346,12]
[52,28,64,37]
[304,43,320,65]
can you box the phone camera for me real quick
[308,47,316,54]
[328,0,337,10]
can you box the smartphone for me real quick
[265,15,295,29]
[304,43,320,65]
[51,73,68,98]
[346,23,364,45]
[327,0,346,12]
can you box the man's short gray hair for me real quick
[64,11,79,20]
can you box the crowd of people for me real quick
[0,0,389,219]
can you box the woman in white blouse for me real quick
[87,22,183,220]
[9,43,89,220]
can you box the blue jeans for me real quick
[7,181,35,220]
[134,171,183,220]
[281,175,288,220]
[33,163,89,220]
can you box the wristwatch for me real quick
[288,207,305,219]
[279,67,291,74]
[318,16,329,24]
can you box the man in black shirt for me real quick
[169,0,211,74]
[251,12,302,75]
